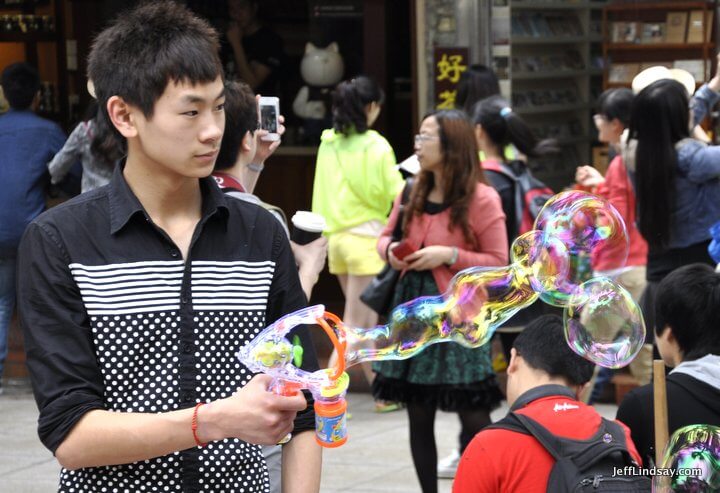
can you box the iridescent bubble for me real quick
[654,425,720,492]
[511,230,575,306]
[564,277,645,368]
[534,191,629,270]
[342,265,538,366]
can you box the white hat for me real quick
[631,66,695,96]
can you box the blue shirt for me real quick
[0,109,65,254]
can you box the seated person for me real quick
[454,315,643,492]
[617,263,720,466]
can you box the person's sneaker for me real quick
[437,449,460,479]
[373,400,403,413]
[0,381,4,396]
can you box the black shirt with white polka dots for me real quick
[17,166,318,492]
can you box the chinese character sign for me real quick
[433,47,469,110]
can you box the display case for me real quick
[491,0,608,191]
[602,1,716,90]
[0,0,68,125]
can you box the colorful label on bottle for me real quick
[315,411,347,447]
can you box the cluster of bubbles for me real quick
[342,190,646,369]
[654,425,720,492]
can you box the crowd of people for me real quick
[2,1,720,492]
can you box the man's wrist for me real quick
[195,401,224,443]
[247,162,265,173]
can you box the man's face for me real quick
[229,0,255,28]
[132,77,225,180]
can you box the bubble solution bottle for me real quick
[313,371,349,448]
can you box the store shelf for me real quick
[607,43,714,51]
[513,69,590,80]
[511,1,607,10]
[0,32,57,42]
[516,103,591,115]
[604,1,712,12]
[513,36,588,45]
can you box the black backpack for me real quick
[488,390,651,492]
[482,159,554,234]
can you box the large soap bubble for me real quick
[564,277,645,368]
[654,425,720,492]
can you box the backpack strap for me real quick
[482,160,524,236]
[509,413,636,471]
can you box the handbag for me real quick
[360,179,414,315]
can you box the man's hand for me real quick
[197,374,307,446]
[575,165,605,188]
[254,94,286,163]
[405,246,453,271]
[226,22,243,48]
[291,237,328,299]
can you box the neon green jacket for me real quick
[312,129,404,235]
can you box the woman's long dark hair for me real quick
[472,95,557,159]
[630,79,690,249]
[403,110,484,247]
[456,64,500,115]
[332,75,384,136]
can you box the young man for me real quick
[617,263,720,465]
[17,2,321,492]
[453,315,643,492]
[213,80,327,301]
[0,62,65,394]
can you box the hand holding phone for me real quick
[259,96,280,142]
[391,240,418,261]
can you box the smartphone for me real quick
[258,96,280,141]
[391,240,418,261]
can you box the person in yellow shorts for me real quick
[312,75,404,410]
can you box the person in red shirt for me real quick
[453,315,642,493]
[575,89,652,400]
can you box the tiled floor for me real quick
[0,379,618,492]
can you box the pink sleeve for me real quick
[453,189,509,270]
[377,192,403,261]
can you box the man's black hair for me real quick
[215,81,258,170]
[87,0,223,146]
[1,62,40,110]
[513,314,594,386]
[655,263,720,361]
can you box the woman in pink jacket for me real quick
[372,110,508,493]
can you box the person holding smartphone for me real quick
[373,110,508,493]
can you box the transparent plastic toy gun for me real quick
[237,305,350,448]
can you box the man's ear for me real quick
[507,347,520,374]
[107,96,138,139]
[241,130,254,152]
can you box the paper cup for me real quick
[291,211,326,245]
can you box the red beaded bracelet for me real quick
[191,402,207,447]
